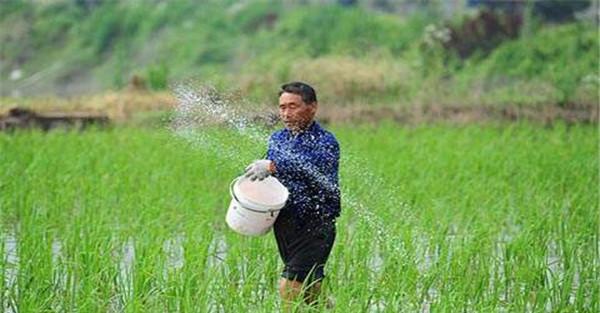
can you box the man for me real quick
[244,82,341,309]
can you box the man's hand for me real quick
[244,160,274,181]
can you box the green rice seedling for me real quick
[0,122,597,312]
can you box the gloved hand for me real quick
[244,159,273,181]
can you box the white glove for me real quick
[244,159,273,181]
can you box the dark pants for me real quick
[273,210,336,284]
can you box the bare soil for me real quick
[1,91,597,126]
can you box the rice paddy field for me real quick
[1,122,598,312]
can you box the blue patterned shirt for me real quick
[267,121,341,223]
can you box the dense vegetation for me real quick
[1,2,596,312]
[1,0,597,107]
[1,123,597,311]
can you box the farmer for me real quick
[244,82,341,309]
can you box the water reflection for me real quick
[3,229,18,313]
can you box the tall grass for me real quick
[1,123,597,311]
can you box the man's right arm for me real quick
[269,138,339,192]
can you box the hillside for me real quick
[0,0,598,109]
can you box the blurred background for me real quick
[0,0,598,123]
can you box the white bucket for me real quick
[226,175,289,236]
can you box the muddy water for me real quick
[1,227,594,312]
[3,229,18,313]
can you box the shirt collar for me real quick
[285,121,319,138]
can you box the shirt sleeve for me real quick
[266,134,276,161]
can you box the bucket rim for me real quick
[230,177,288,213]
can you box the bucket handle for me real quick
[230,176,280,217]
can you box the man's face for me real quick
[278,92,317,132]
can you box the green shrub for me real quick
[268,5,429,57]
[477,23,599,104]
[231,1,282,33]
[146,63,169,90]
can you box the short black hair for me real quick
[279,81,317,104]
